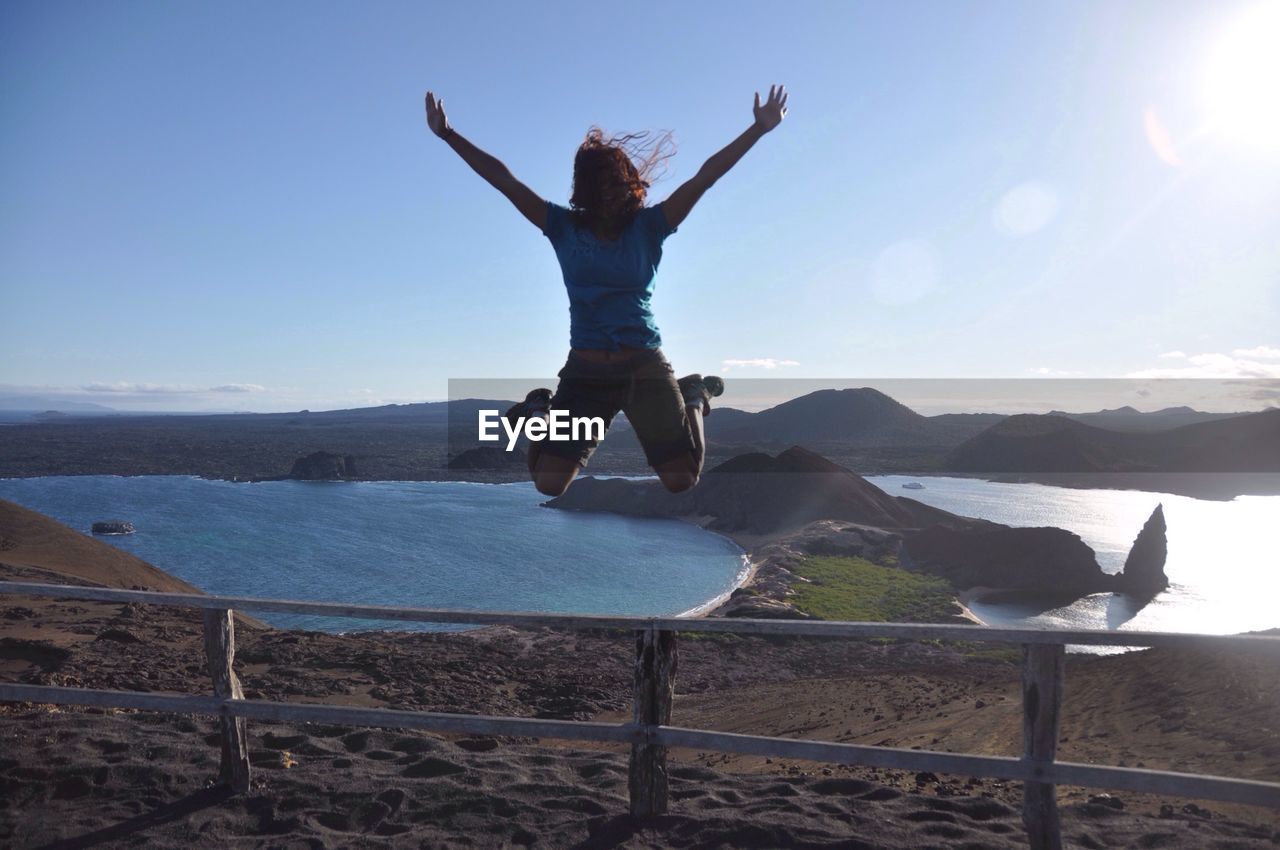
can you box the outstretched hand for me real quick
[752,84,788,133]
[425,90,452,139]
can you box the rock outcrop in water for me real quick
[901,505,1170,604]
[1,499,199,593]
[548,447,1173,608]
[899,523,1115,597]
[90,521,135,536]
[1116,504,1169,599]
[288,451,356,481]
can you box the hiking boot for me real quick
[504,388,552,427]
[678,374,724,416]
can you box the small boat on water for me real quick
[901,482,925,490]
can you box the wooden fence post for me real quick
[629,627,678,817]
[203,608,250,792]
[1022,643,1066,850]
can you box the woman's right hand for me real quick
[425,91,452,139]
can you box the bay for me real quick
[0,476,748,632]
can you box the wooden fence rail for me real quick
[7,580,1280,648]
[2,580,1279,850]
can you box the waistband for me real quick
[563,346,665,376]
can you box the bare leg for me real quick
[654,404,705,494]
[527,437,581,497]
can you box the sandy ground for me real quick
[2,589,1278,848]
[7,706,1277,850]
[2,498,1279,847]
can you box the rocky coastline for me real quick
[547,446,1171,623]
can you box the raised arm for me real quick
[425,91,546,232]
[660,84,788,230]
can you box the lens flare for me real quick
[1143,106,1183,167]
[994,182,1060,236]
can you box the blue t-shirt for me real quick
[542,200,677,350]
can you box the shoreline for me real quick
[663,517,791,621]
[4,468,1280,502]
[668,518,785,620]
[676,538,756,620]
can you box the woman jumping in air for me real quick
[425,85,788,496]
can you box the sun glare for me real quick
[1201,1,1280,152]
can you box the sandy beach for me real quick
[2,498,1279,847]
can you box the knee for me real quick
[531,453,579,498]
[655,452,701,493]
[658,470,699,493]
[534,474,574,498]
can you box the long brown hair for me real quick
[569,127,675,239]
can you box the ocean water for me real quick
[1,475,1275,642]
[869,475,1280,641]
[0,476,748,632]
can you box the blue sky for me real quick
[2,1,1278,413]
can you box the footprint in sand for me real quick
[388,734,437,754]
[810,777,874,796]
[401,757,465,779]
[341,730,372,752]
[261,732,307,750]
[454,737,499,753]
[905,810,958,823]
[375,788,406,814]
[573,760,622,779]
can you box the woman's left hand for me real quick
[752,84,788,133]
[425,90,452,139]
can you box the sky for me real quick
[2,1,1278,413]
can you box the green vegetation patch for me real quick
[788,556,958,624]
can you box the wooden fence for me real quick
[1,580,1278,850]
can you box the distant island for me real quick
[1,388,1276,498]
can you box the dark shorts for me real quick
[535,348,697,469]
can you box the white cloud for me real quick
[1024,367,1081,377]
[1158,350,1187,359]
[721,358,800,372]
[1232,346,1280,360]
[83,382,201,394]
[83,382,268,395]
[1127,352,1280,379]
[210,384,266,393]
